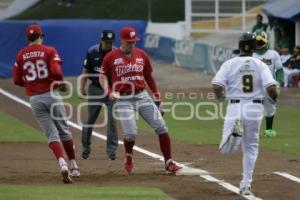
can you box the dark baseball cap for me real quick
[101,30,115,42]
[26,23,44,38]
[120,27,140,42]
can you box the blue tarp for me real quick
[174,41,234,74]
[262,0,300,21]
[144,34,175,63]
[0,20,147,77]
[143,33,234,75]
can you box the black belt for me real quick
[230,99,264,104]
[120,89,144,96]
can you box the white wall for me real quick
[0,0,40,19]
[146,22,187,40]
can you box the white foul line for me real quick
[273,172,300,184]
[0,87,262,200]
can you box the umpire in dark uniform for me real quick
[79,30,118,160]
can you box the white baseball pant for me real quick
[219,99,263,189]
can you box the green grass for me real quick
[0,185,172,200]
[0,111,45,142]
[60,90,83,106]
[138,99,225,144]
[11,0,184,22]
[260,105,300,155]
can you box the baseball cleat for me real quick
[264,129,277,137]
[124,154,133,174]
[107,151,116,160]
[165,160,182,175]
[239,186,253,196]
[61,165,73,184]
[81,146,91,159]
[71,168,80,178]
[69,159,80,177]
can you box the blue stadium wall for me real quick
[0,20,147,78]
[144,33,235,74]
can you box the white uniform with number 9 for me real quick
[212,56,276,190]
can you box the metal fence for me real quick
[185,0,266,36]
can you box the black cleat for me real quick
[81,146,91,159]
[107,151,116,160]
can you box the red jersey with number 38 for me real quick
[12,44,63,96]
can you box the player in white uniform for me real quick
[253,30,284,137]
[212,32,278,196]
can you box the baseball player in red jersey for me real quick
[12,23,79,184]
[99,27,182,174]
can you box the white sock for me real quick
[70,159,78,169]
[58,157,67,169]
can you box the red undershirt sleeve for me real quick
[49,48,63,81]
[143,53,161,100]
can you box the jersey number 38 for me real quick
[23,60,49,81]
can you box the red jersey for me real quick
[100,48,159,96]
[12,44,63,96]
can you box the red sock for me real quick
[48,141,64,160]
[62,139,75,160]
[123,139,135,154]
[159,133,172,163]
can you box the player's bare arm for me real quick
[212,84,225,101]
[144,72,160,99]
[99,73,119,100]
[266,84,278,101]
[144,71,162,109]
[79,68,88,98]
[144,72,164,113]
[99,73,109,94]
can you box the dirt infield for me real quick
[1,63,300,199]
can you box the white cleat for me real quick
[69,159,80,177]
[240,186,253,196]
[71,168,80,178]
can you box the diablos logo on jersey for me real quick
[115,63,144,77]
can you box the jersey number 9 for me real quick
[23,60,49,81]
[242,74,253,93]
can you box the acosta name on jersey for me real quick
[23,51,45,60]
